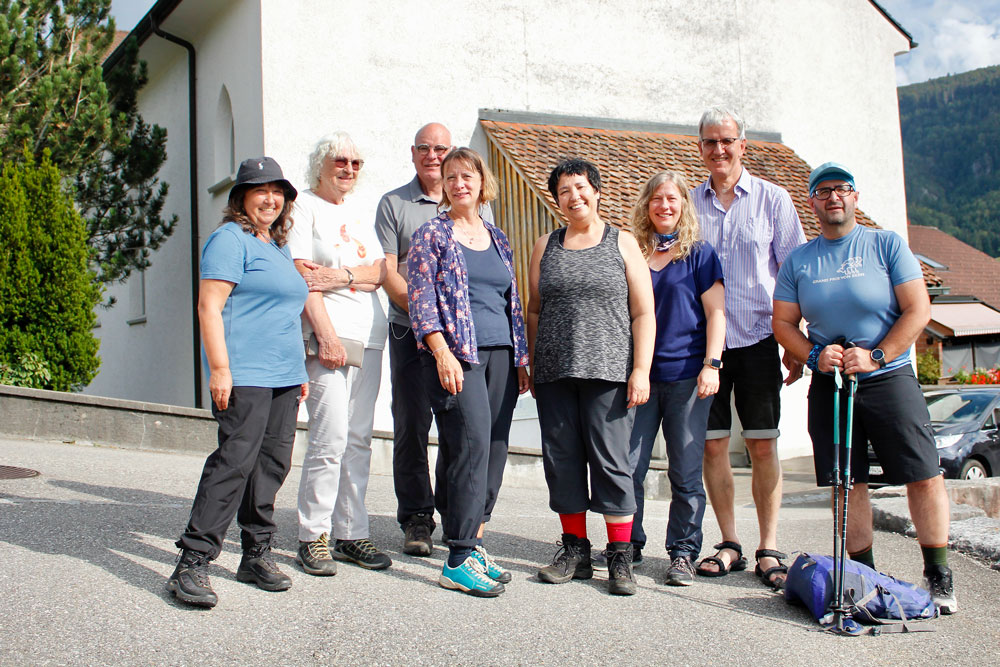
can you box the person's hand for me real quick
[817,344,844,373]
[435,348,464,395]
[627,370,650,408]
[782,349,803,386]
[210,367,233,411]
[303,266,344,292]
[318,335,347,369]
[299,382,309,403]
[842,346,879,376]
[517,366,530,394]
[697,366,720,398]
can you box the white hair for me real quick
[305,132,363,189]
[698,105,746,139]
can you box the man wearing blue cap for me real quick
[772,162,956,614]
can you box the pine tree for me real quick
[0,153,101,390]
[0,0,176,285]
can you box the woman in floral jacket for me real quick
[407,147,529,597]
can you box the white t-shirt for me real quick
[287,190,388,349]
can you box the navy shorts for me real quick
[706,335,782,440]
[807,365,940,486]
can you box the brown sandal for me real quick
[695,541,748,577]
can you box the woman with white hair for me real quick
[287,132,390,575]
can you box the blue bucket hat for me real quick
[808,162,855,196]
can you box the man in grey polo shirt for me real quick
[375,123,494,556]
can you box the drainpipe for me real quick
[152,24,202,409]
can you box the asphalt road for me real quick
[1,437,997,666]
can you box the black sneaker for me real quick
[402,513,435,556]
[296,532,338,576]
[166,549,217,608]
[593,546,642,571]
[665,555,695,587]
[606,542,637,596]
[236,543,292,592]
[923,564,957,615]
[538,533,593,584]
[332,538,392,570]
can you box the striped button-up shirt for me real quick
[692,168,805,350]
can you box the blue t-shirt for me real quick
[774,224,922,380]
[650,242,724,383]
[200,222,308,387]
[460,238,513,349]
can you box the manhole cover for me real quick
[0,465,40,480]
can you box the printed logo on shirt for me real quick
[812,256,864,284]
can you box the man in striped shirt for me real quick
[691,106,806,589]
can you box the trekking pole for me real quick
[836,341,858,632]
[831,359,844,629]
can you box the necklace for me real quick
[453,220,486,246]
[655,231,678,252]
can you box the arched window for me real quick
[214,86,235,180]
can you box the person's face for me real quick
[809,179,858,227]
[411,125,452,185]
[320,152,362,198]
[243,183,285,229]
[648,180,684,234]
[556,173,600,224]
[699,118,746,181]
[443,159,482,209]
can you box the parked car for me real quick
[870,386,1000,483]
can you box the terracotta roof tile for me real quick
[481,119,941,287]
[909,225,1000,308]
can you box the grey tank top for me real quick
[533,224,632,383]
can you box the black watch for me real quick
[870,348,886,369]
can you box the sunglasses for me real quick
[331,156,364,170]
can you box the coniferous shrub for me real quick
[0,153,101,390]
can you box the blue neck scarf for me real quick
[654,232,678,252]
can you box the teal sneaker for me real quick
[472,545,512,583]
[439,556,505,597]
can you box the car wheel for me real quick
[959,459,988,480]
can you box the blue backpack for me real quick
[784,553,937,635]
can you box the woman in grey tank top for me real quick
[525,158,655,596]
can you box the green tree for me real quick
[0,0,175,285]
[0,153,101,390]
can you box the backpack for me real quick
[784,552,937,635]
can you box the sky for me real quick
[109,0,1000,87]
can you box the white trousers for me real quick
[297,348,382,541]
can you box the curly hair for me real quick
[547,158,601,202]
[222,184,296,247]
[305,132,364,190]
[439,147,499,209]
[629,171,700,261]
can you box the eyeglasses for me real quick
[415,144,451,156]
[332,156,364,170]
[812,184,855,200]
[699,137,741,150]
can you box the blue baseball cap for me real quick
[808,162,855,195]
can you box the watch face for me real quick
[871,349,884,361]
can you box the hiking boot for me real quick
[236,543,292,592]
[332,538,392,570]
[923,564,957,615]
[166,549,217,608]
[296,532,338,576]
[665,554,695,587]
[439,555,505,597]
[593,545,642,571]
[472,545,512,583]
[606,541,637,596]
[538,534,593,584]
[402,513,435,556]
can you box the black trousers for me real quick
[421,347,518,548]
[389,323,438,524]
[176,385,299,558]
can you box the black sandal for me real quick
[695,541,748,577]
[754,549,788,590]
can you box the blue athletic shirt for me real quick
[200,222,308,387]
[773,224,922,380]
[650,241,724,383]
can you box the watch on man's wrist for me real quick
[703,357,723,370]
[870,348,887,369]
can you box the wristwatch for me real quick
[870,348,886,369]
[703,358,723,370]
[344,268,355,286]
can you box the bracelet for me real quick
[430,345,448,357]
[806,343,822,372]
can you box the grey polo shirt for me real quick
[375,175,494,326]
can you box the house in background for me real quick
[92,0,919,460]
[910,224,1000,376]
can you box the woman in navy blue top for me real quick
[627,171,725,586]
[168,157,309,608]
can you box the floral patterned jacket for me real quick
[407,212,529,366]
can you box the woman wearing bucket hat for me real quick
[167,156,310,608]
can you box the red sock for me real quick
[606,519,633,544]
[558,512,587,538]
